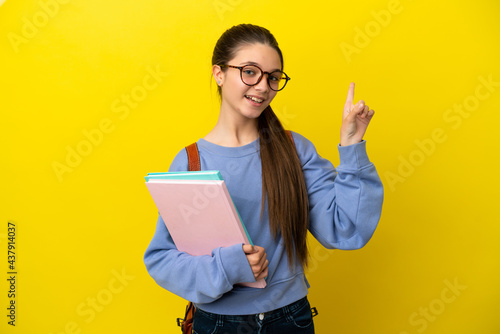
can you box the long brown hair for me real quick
[212,24,310,268]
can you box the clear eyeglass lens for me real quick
[268,71,286,90]
[240,65,287,91]
[240,65,262,85]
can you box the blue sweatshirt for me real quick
[144,131,384,315]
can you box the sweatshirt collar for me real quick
[197,137,260,157]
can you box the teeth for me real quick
[246,95,263,103]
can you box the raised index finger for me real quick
[345,82,355,106]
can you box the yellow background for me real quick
[1,0,499,333]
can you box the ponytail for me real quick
[258,106,310,268]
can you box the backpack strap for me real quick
[285,130,295,150]
[185,142,201,171]
[185,130,295,172]
[181,130,295,331]
[180,142,199,330]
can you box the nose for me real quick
[254,74,269,92]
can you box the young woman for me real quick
[144,24,384,333]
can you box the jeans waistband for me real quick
[195,296,308,322]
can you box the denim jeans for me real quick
[192,296,315,334]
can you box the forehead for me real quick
[230,43,282,70]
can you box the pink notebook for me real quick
[145,179,266,288]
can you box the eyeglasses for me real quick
[219,64,291,91]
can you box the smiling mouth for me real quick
[245,95,264,103]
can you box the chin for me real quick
[242,107,267,120]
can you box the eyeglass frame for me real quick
[218,64,291,91]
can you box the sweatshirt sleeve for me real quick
[143,149,256,303]
[292,132,384,250]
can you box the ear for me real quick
[212,64,224,86]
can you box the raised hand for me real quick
[340,82,375,146]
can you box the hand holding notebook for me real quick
[243,244,269,282]
[145,170,266,288]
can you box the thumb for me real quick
[242,244,256,254]
[348,100,365,119]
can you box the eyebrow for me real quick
[239,61,282,72]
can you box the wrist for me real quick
[340,139,362,146]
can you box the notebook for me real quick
[145,170,266,288]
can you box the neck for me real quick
[204,105,260,147]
